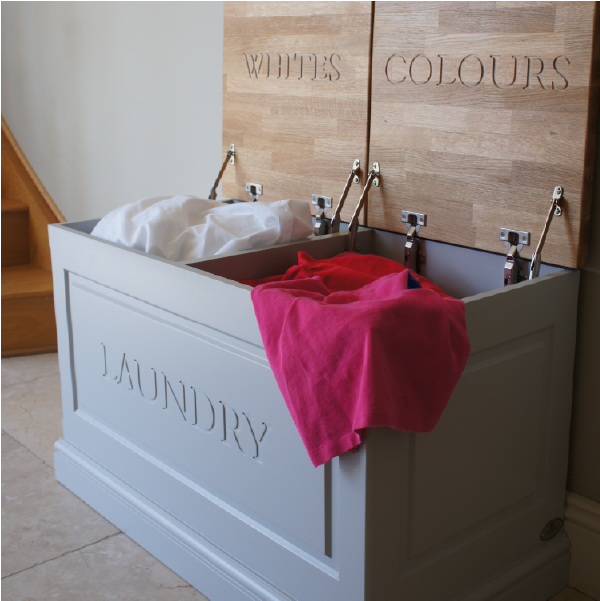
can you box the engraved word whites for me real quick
[243,53,341,81]
[385,54,570,91]
[101,344,271,464]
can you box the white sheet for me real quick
[90,196,313,262]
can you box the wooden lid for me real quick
[222,2,373,223]
[222,2,598,268]
[368,1,599,269]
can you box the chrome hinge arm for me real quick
[208,144,235,200]
[330,159,360,234]
[529,186,563,280]
[347,163,380,252]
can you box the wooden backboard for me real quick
[368,2,599,268]
[222,2,373,223]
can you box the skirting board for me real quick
[54,438,570,601]
[458,541,569,601]
[565,492,600,601]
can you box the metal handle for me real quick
[331,159,360,234]
[529,186,563,280]
[208,144,235,200]
[347,163,380,252]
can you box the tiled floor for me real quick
[2,353,208,600]
[1,353,596,601]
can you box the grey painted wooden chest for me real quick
[51,221,578,601]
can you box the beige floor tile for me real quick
[1,352,60,388]
[1,371,63,467]
[1,432,119,578]
[550,587,597,600]
[1,533,210,601]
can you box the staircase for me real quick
[2,117,65,357]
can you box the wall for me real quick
[1,2,598,503]
[1,1,224,222]
[568,115,600,504]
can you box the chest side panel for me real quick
[222,1,373,223]
[368,1,599,268]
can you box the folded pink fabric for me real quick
[251,268,470,467]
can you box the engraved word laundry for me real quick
[100,343,271,463]
[385,54,570,91]
[243,53,341,81]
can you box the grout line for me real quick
[571,587,598,601]
[1,430,122,534]
[1,427,124,577]
[1,370,60,390]
[1,428,55,471]
[1,532,122,580]
[1,367,129,586]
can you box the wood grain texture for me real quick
[222,2,373,224]
[2,198,30,267]
[1,118,65,272]
[1,119,62,355]
[1,264,57,357]
[1,295,57,357]
[1,263,54,299]
[1,117,65,224]
[368,2,599,268]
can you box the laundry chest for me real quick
[51,3,598,601]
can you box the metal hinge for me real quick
[311,159,361,236]
[500,228,530,286]
[402,211,427,273]
[347,163,380,252]
[312,195,332,236]
[208,144,235,200]
[245,182,263,202]
[529,186,564,280]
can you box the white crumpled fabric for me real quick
[91,196,313,262]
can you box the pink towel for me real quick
[251,263,470,467]
[240,251,450,297]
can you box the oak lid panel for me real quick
[368,1,599,268]
[222,2,373,223]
